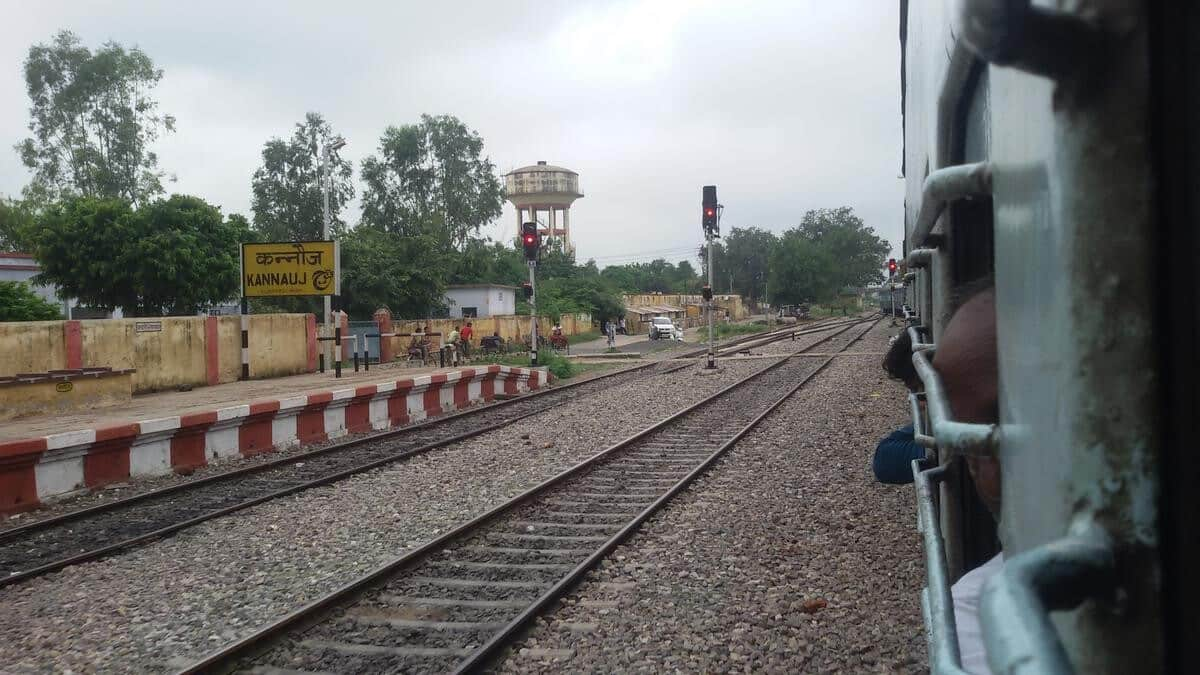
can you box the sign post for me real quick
[240,240,340,379]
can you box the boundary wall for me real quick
[0,365,545,514]
[621,293,747,319]
[0,314,315,394]
[380,312,592,361]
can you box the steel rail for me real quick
[673,315,870,360]
[671,315,854,360]
[714,317,873,357]
[453,318,880,673]
[176,318,878,675]
[0,359,661,543]
[0,360,681,588]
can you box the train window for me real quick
[946,66,1000,575]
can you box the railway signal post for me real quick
[522,222,541,366]
[887,258,897,324]
[702,186,721,370]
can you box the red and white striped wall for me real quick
[0,366,546,515]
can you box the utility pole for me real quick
[320,137,346,363]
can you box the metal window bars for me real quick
[906,322,998,674]
[907,304,1117,675]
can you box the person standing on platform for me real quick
[460,321,473,358]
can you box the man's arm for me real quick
[872,425,924,484]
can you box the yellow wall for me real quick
[382,313,592,360]
[246,313,309,378]
[216,316,242,383]
[0,373,132,422]
[80,318,208,393]
[0,314,313,394]
[0,321,67,374]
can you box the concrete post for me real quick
[373,307,393,363]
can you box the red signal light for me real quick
[523,233,536,244]
[888,258,897,273]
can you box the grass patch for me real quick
[809,303,858,318]
[567,330,600,345]
[713,322,770,339]
[473,349,578,379]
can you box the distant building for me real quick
[443,284,518,319]
[0,252,121,318]
[0,253,54,304]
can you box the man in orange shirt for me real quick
[459,321,474,357]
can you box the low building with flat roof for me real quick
[443,284,518,319]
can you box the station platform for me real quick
[0,361,548,514]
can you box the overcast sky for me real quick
[0,0,903,268]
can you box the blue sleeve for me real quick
[872,425,925,485]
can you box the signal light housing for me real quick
[888,258,897,275]
[521,222,540,261]
[701,285,713,301]
[702,185,719,236]
[522,282,533,299]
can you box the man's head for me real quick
[933,287,1000,513]
[466,322,472,327]
[883,330,921,391]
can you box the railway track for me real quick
[671,314,871,360]
[0,359,695,589]
[177,318,878,675]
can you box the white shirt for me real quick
[952,553,1005,675]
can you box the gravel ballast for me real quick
[496,319,927,673]
[0,358,772,673]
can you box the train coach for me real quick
[897,1,1194,673]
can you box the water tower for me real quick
[504,161,584,254]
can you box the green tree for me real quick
[16,31,175,206]
[338,227,446,318]
[250,112,354,242]
[31,195,245,315]
[767,231,839,304]
[0,198,38,252]
[794,207,890,287]
[0,281,62,321]
[448,237,525,286]
[532,276,624,323]
[600,259,701,293]
[722,227,779,305]
[360,114,502,250]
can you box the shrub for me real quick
[0,281,62,321]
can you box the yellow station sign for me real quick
[241,241,339,297]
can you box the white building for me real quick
[0,252,121,318]
[443,284,518,319]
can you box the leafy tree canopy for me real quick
[360,114,502,250]
[31,195,246,315]
[0,198,39,252]
[721,226,779,303]
[251,112,354,242]
[338,226,447,319]
[0,281,62,321]
[447,237,526,287]
[792,207,890,287]
[766,230,839,305]
[16,31,175,206]
[600,258,701,294]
